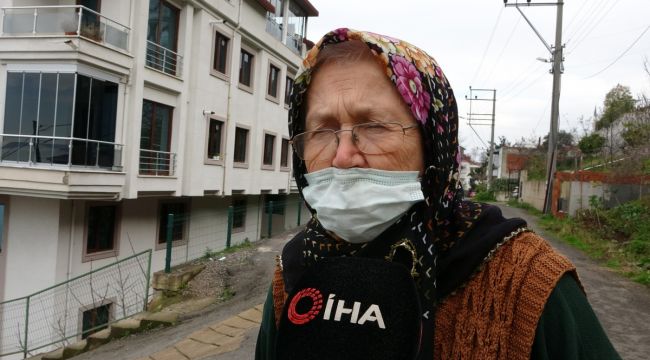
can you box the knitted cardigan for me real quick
[271,231,578,359]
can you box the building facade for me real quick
[0,0,317,353]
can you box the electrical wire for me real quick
[583,24,650,79]
[470,7,504,86]
[563,0,590,36]
[567,0,620,55]
[483,17,521,85]
[501,71,548,103]
[565,0,608,44]
[499,60,545,97]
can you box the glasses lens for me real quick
[293,130,337,160]
[355,122,405,155]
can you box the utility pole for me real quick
[466,87,497,189]
[504,0,564,214]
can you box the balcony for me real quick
[1,5,130,52]
[145,40,183,77]
[139,149,176,176]
[0,134,126,199]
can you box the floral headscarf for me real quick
[289,28,471,249]
[284,29,523,357]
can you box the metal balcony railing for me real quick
[265,14,282,41]
[0,5,130,51]
[0,133,123,170]
[145,40,183,77]
[284,33,303,55]
[139,149,176,176]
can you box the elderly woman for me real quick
[256,29,619,359]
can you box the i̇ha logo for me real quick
[287,288,386,329]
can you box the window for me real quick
[84,204,118,261]
[206,117,225,164]
[280,138,290,168]
[81,302,111,339]
[284,76,294,107]
[266,63,280,101]
[233,127,249,166]
[265,194,286,215]
[2,72,118,168]
[158,202,188,244]
[262,133,276,169]
[140,100,174,175]
[146,0,180,75]
[285,2,307,54]
[265,0,284,40]
[232,198,247,231]
[239,47,255,90]
[212,31,230,76]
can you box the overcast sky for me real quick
[305,0,650,158]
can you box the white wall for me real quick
[3,197,61,299]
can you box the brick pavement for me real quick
[133,304,263,360]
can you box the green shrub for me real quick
[474,190,496,202]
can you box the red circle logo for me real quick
[288,288,323,325]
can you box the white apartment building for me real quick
[0,0,317,353]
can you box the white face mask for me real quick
[302,167,425,244]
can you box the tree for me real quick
[578,133,606,155]
[596,84,635,130]
[542,130,575,149]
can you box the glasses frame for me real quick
[289,122,419,161]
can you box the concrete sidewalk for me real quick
[132,305,263,360]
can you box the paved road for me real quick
[75,204,650,359]
[498,203,650,360]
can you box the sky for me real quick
[304,0,650,159]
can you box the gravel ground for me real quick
[181,248,256,299]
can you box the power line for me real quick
[567,0,620,55]
[484,17,521,85]
[501,71,547,102]
[470,7,504,85]
[584,25,650,79]
[565,0,608,43]
[563,0,590,35]
[499,60,545,97]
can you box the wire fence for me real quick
[164,199,310,271]
[0,250,151,358]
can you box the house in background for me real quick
[0,0,318,353]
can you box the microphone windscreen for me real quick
[276,257,422,360]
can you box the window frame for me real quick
[140,99,174,176]
[231,197,247,233]
[238,43,257,93]
[284,72,295,109]
[82,202,120,263]
[78,298,114,340]
[210,29,231,80]
[204,115,226,165]
[261,131,277,170]
[233,124,250,169]
[155,199,190,250]
[265,60,282,103]
[280,137,290,171]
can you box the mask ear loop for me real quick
[385,239,419,279]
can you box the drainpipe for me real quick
[219,0,243,197]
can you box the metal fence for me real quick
[0,250,151,358]
[145,40,182,77]
[163,199,310,272]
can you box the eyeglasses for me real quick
[290,122,418,161]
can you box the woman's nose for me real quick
[331,131,365,169]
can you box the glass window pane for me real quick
[3,72,23,134]
[147,0,160,43]
[87,205,116,253]
[55,73,75,138]
[234,127,248,163]
[214,33,229,74]
[140,100,153,150]
[22,73,40,136]
[281,138,289,167]
[207,119,223,159]
[285,77,294,106]
[39,73,57,137]
[159,2,178,51]
[158,202,186,243]
[263,134,275,165]
[239,50,253,87]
